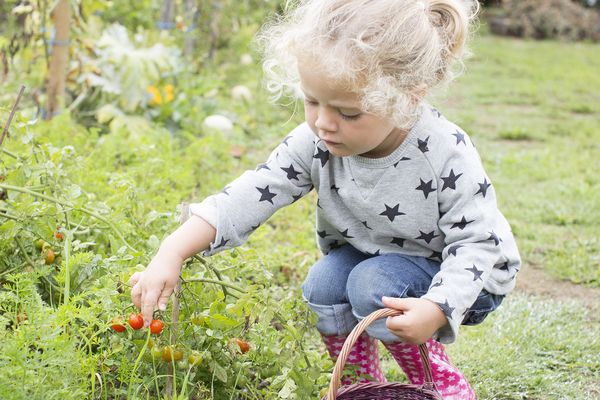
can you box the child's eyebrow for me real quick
[300,87,360,109]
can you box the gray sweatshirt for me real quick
[190,103,521,343]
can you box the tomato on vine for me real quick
[150,319,164,335]
[54,230,64,241]
[111,317,126,332]
[162,346,183,362]
[187,350,203,366]
[128,313,144,330]
[43,248,55,264]
[233,338,250,354]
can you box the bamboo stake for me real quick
[165,202,189,398]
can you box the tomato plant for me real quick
[43,248,55,265]
[149,319,164,335]
[128,313,144,330]
[162,346,183,362]
[111,317,126,333]
[233,338,250,354]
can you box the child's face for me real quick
[298,62,406,158]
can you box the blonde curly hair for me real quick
[255,0,479,130]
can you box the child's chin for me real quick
[325,145,350,157]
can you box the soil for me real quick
[515,262,600,321]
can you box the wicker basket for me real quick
[321,308,442,400]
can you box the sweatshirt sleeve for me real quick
[189,123,316,256]
[420,135,519,344]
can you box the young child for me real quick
[129,0,521,398]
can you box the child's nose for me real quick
[315,106,338,132]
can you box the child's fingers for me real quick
[157,287,173,311]
[382,296,410,311]
[128,271,142,287]
[131,281,142,309]
[141,289,160,327]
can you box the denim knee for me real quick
[346,254,435,342]
[301,243,367,305]
[300,244,368,336]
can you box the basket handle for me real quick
[326,308,436,400]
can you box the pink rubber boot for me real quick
[321,332,387,385]
[383,339,476,399]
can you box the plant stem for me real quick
[1,148,17,158]
[0,85,25,148]
[14,236,36,268]
[0,183,137,252]
[181,277,246,293]
[127,328,152,400]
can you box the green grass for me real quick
[430,34,600,288]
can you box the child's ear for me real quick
[412,83,429,103]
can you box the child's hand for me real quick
[128,249,184,326]
[381,296,448,344]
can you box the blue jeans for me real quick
[301,244,504,343]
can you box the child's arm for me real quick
[128,215,216,326]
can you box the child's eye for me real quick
[340,112,361,121]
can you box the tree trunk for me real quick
[45,0,70,120]
[160,0,175,29]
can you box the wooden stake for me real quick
[0,85,25,148]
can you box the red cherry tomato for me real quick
[111,317,126,332]
[54,231,64,241]
[128,313,144,330]
[234,338,250,354]
[150,319,164,335]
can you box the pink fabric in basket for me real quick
[321,332,386,385]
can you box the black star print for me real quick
[281,164,302,181]
[366,249,381,257]
[339,229,354,239]
[281,135,292,146]
[429,251,443,261]
[475,178,492,198]
[465,264,484,281]
[379,203,405,222]
[221,185,232,195]
[431,278,443,288]
[447,244,464,256]
[416,230,440,244]
[416,178,436,199]
[498,262,509,271]
[431,107,442,118]
[451,216,475,230]
[452,130,466,146]
[436,300,455,319]
[361,221,373,230]
[313,147,330,167]
[256,185,277,204]
[256,162,270,171]
[317,230,330,238]
[390,237,405,247]
[213,237,229,249]
[488,231,501,246]
[418,136,430,153]
[393,157,411,168]
[291,192,303,203]
[441,169,463,191]
[330,184,340,193]
[317,199,322,209]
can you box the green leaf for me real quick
[278,378,297,399]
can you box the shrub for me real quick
[489,0,600,42]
